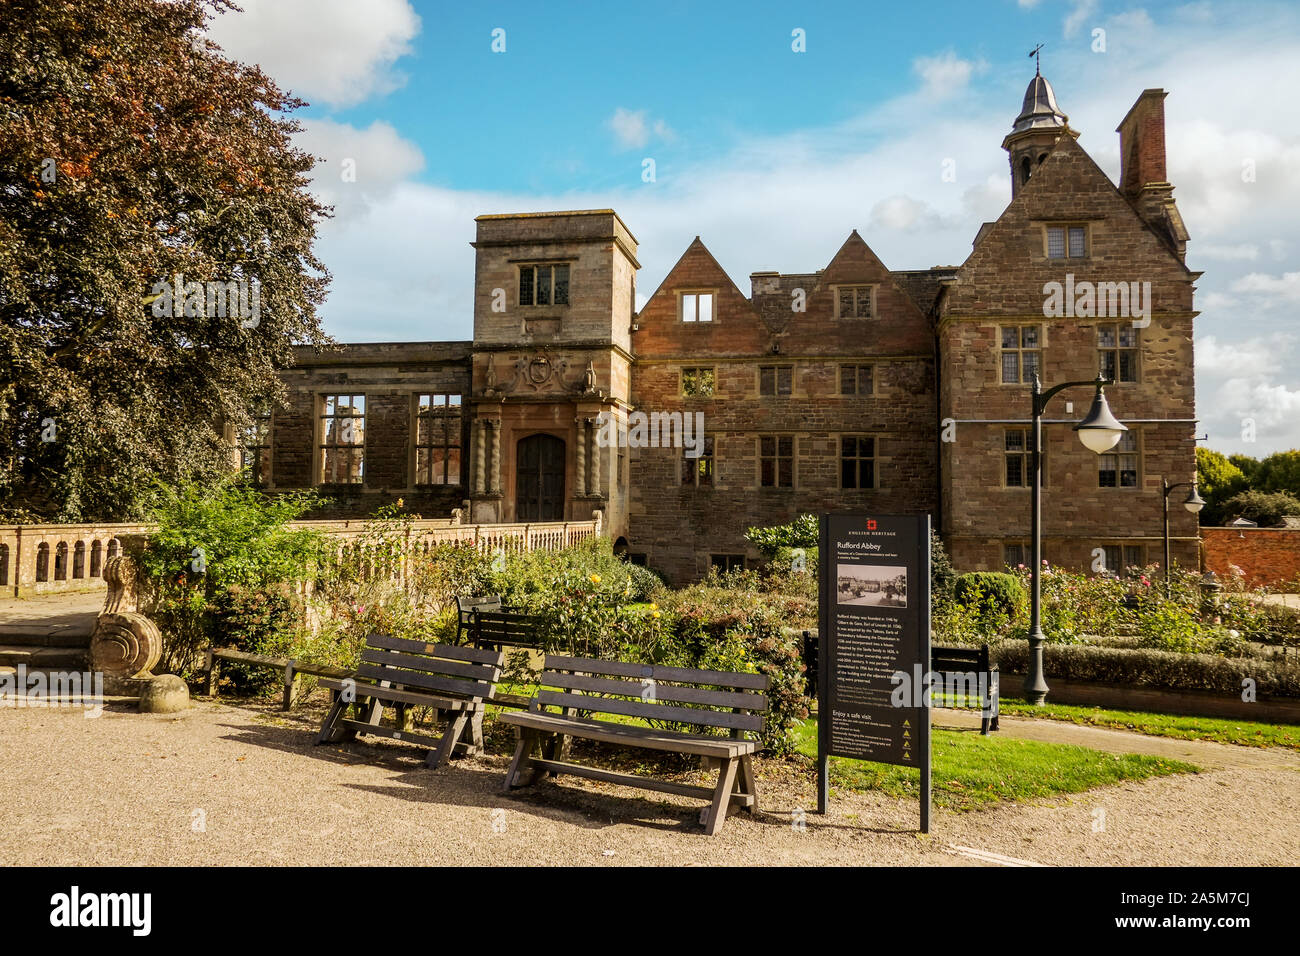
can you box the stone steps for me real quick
[0,644,89,669]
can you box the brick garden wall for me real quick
[1202,527,1300,589]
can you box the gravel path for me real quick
[1,699,1296,866]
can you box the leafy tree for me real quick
[744,513,819,556]
[1196,447,1248,526]
[1218,490,1300,527]
[1228,453,1261,485]
[0,0,331,521]
[1254,450,1300,499]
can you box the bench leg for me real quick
[736,754,758,815]
[505,727,544,789]
[204,652,218,698]
[317,695,351,745]
[428,708,469,769]
[282,663,295,711]
[464,708,486,756]
[701,757,741,836]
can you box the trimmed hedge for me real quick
[990,641,1300,699]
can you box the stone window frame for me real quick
[998,324,1044,385]
[757,434,795,489]
[681,435,715,488]
[518,261,571,307]
[240,403,273,487]
[833,284,876,319]
[838,434,878,491]
[1097,542,1146,576]
[1098,427,1141,490]
[1002,426,1047,488]
[680,366,716,398]
[412,392,464,487]
[758,364,794,397]
[710,553,746,573]
[1002,541,1030,569]
[678,289,716,323]
[1097,322,1141,385]
[1043,222,1089,260]
[318,392,366,486]
[838,363,875,397]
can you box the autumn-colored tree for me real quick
[0,0,331,521]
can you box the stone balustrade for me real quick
[2,513,602,598]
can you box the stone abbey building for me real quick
[248,75,1200,584]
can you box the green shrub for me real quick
[743,512,819,557]
[140,477,325,676]
[954,572,1025,621]
[990,641,1300,698]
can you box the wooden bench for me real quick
[501,655,769,836]
[932,643,1000,734]
[456,594,503,644]
[316,634,505,768]
[203,647,352,710]
[470,609,542,652]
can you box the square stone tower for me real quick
[467,210,638,539]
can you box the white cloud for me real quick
[206,0,420,108]
[295,119,425,223]
[1231,271,1300,303]
[608,108,674,150]
[609,108,649,149]
[1196,335,1289,376]
[913,52,983,99]
[1064,0,1100,39]
[1197,243,1260,261]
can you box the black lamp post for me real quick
[1162,479,1205,596]
[1024,374,1127,705]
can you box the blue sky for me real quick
[207,0,1300,456]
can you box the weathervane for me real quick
[1029,43,1045,75]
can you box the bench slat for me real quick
[365,633,502,665]
[542,671,768,713]
[500,710,754,757]
[361,647,501,682]
[544,654,769,691]
[354,664,492,700]
[536,689,764,733]
[524,759,719,801]
[318,678,472,711]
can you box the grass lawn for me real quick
[793,718,1198,811]
[995,698,1300,751]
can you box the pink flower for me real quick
[1140,577,1150,586]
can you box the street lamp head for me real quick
[1183,485,1206,514]
[1073,381,1127,454]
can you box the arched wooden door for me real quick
[516,434,566,521]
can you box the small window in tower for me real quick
[1021,157,1031,185]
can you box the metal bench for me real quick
[456,594,503,644]
[316,634,505,768]
[931,643,1000,734]
[501,654,769,836]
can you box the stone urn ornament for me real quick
[89,553,164,696]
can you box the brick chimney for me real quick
[1116,89,1188,260]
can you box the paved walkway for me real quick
[0,590,102,633]
[0,697,1295,866]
